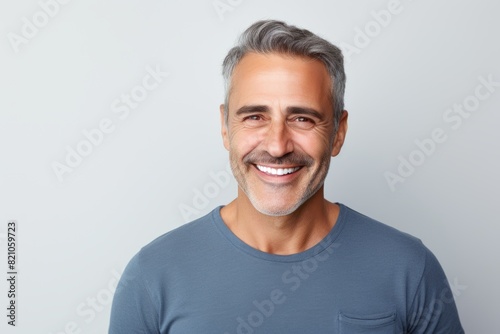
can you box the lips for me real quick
[255,164,301,176]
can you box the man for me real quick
[109,20,464,333]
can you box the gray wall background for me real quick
[1,0,498,333]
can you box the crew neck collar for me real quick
[211,203,348,263]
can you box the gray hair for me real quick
[221,20,346,131]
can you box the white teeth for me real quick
[256,165,300,176]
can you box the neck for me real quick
[220,187,339,255]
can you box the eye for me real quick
[242,114,266,127]
[288,116,315,129]
[244,115,262,121]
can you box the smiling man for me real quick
[109,20,464,333]
[220,50,346,255]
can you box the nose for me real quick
[262,121,294,158]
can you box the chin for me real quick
[249,196,305,217]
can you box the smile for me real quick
[255,164,301,176]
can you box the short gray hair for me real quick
[222,20,346,131]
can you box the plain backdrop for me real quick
[1,0,499,333]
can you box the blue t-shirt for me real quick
[109,204,464,333]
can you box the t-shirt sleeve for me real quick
[407,246,465,333]
[109,252,159,334]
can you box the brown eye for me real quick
[243,114,266,128]
[288,116,315,129]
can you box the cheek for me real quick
[312,127,335,151]
[229,127,265,151]
[296,130,332,155]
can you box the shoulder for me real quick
[338,204,430,269]
[337,205,464,331]
[110,210,222,333]
[341,205,423,245]
[144,207,219,256]
[127,207,221,276]
[337,204,448,301]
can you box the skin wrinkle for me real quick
[220,52,348,254]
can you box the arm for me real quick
[407,247,465,333]
[109,253,159,334]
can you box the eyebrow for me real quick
[235,105,324,120]
[235,105,270,116]
[286,106,324,121]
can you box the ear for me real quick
[331,110,348,157]
[220,104,230,151]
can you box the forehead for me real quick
[229,52,332,112]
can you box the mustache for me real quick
[243,151,314,167]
